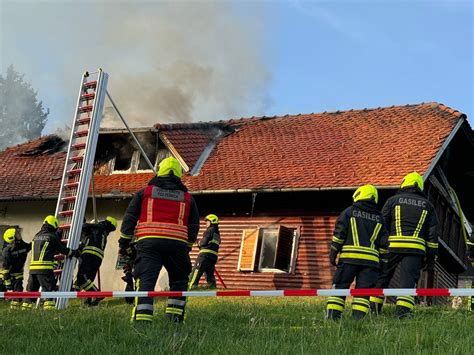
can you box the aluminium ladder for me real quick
[55,70,108,309]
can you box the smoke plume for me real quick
[1,1,273,132]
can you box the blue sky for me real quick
[0,0,472,133]
[267,0,473,120]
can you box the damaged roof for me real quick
[0,102,468,199]
[0,135,66,200]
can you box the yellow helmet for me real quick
[44,215,59,229]
[353,184,378,204]
[401,171,424,191]
[205,214,219,224]
[157,157,182,178]
[3,228,16,243]
[105,216,118,228]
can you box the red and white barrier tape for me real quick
[0,288,473,299]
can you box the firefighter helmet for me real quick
[3,228,16,243]
[105,216,118,228]
[157,157,182,178]
[353,184,378,204]
[401,171,424,191]
[205,214,219,224]
[44,215,59,229]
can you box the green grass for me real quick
[0,297,472,354]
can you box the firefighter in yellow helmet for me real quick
[22,215,79,310]
[370,172,439,318]
[119,157,200,323]
[189,214,221,289]
[326,185,389,320]
[73,216,117,306]
[1,228,31,308]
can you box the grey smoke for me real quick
[1,1,273,132]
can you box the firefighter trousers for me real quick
[132,239,191,323]
[189,253,217,288]
[326,263,378,320]
[23,272,57,310]
[7,272,25,308]
[74,257,102,305]
[370,253,423,318]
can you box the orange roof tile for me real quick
[0,102,466,199]
[184,102,465,191]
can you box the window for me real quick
[238,226,299,273]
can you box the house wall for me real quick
[190,215,337,290]
[0,199,170,292]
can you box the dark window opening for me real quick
[238,225,298,273]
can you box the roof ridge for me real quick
[153,102,466,130]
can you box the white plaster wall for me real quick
[0,199,170,292]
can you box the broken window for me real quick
[238,225,299,273]
[94,131,158,174]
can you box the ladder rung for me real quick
[54,254,65,261]
[70,156,83,163]
[80,93,95,101]
[58,224,71,230]
[76,117,91,125]
[67,168,82,175]
[74,130,89,138]
[78,105,93,113]
[83,81,97,89]
[59,210,74,217]
[72,143,86,150]
[62,196,76,202]
[54,269,62,275]
[64,182,79,188]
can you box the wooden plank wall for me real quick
[190,215,337,289]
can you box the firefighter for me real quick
[1,228,31,308]
[0,231,9,293]
[189,214,221,289]
[74,217,117,306]
[119,157,200,323]
[22,215,79,310]
[370,172,439,318]
[326,184,389,320]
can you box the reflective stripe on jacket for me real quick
[331,200,389,268]
[382,187,439,255]
[135,185,191,243]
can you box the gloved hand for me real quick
[119,247,133,257]
[329,248,338,266]
[423,256,436,272]
[71,249,81,258]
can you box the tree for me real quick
[0,65,49,150]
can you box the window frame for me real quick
[237,225,300,274]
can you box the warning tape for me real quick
[0,288,473,299]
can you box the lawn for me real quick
[0,297,471,354]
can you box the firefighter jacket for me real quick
[2,239,31,274]
[381,186,438,256]
[120,175,200,251]
[79,222,110,263]
[198,225,221,257]
[30,224,74,274]
[331,200,389,268]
